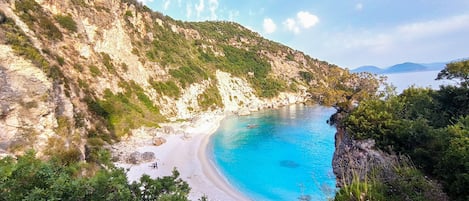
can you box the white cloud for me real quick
[263,18,277,34]
[228,10,240,21]
[186,3,192,18]
[355,3,363,11]
[283,18,299,34]
[163,0,171,10]
[208,0,219,20]
[397,14,469,39]
[195,0,204,18]
[136,0,154,4]
[312,14,469,67]
[297,11,319,28]
[283,11,319,34]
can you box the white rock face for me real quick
[215,70,262,113]
[0,45,57,155]
[175,80,211,119]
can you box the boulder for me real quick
[162,126,174,134]
[127,151,142,164]
[153,137,166,146]
[141,152,155,162]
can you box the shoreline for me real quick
[115,112,250,201]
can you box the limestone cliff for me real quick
[0,0,373,158]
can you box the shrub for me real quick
[14,0,63,41]
[150,79,181,98]
[100,52,115,73]
[169,65,208,87]
[125,10,133,17]
[198,83,223,111]
[89,65,101,76]
[55,15,77,32]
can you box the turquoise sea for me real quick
[210,104,337,201]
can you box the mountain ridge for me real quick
[352,61,449,74]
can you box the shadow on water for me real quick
[280,160,300,168]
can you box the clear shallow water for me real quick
[210,105,337,201]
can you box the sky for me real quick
[137,0,469,69]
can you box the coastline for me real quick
[115,112,250,201]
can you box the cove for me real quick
[210,104,337,200]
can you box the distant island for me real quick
[351,61,448,74]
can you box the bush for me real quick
[198,83,223,111]
[150,79,180,98]
[55,15,77,32]
[89,65,101,76]
[169,65,208,88]
[100,52,115,72]
[15,0,63,41]
[0,151,195,201]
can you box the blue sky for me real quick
[138,0,469,69]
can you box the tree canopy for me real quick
[337,60,469,201]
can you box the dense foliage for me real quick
[0,151,192,201]
[339,60,469,201]
[86,83,165,138]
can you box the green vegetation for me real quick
[335,157,446,201]
[309,69,381,106]
[0,15,69,84]
[146,25,195,67]
[188,21,258,43]
[55,15,78,32]
[198,82,223,111]
[0,150,193,201]
[89,65,101,76]
[100,52,115,73]
[216,45,286,97]
[125,10,133,17]
[338,60,469,201]
[14,0,63,41]
[86,82,165,137]
[150,79,181,98]
[169,65,208,88]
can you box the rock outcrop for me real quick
[332,127,391,187]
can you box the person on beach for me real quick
[151,162,158,169]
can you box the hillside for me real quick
[0,0,378,160]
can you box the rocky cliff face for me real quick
[0,0,370,158]
[332,126,391,187]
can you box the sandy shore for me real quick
[115,113,250,201]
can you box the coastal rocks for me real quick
[126,151,156,164]
[153,137,166,146]
[332,127,390,187]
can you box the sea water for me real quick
[210,104,337,201]
[383,70,453,93]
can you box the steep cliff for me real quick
[0,0,374,158]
